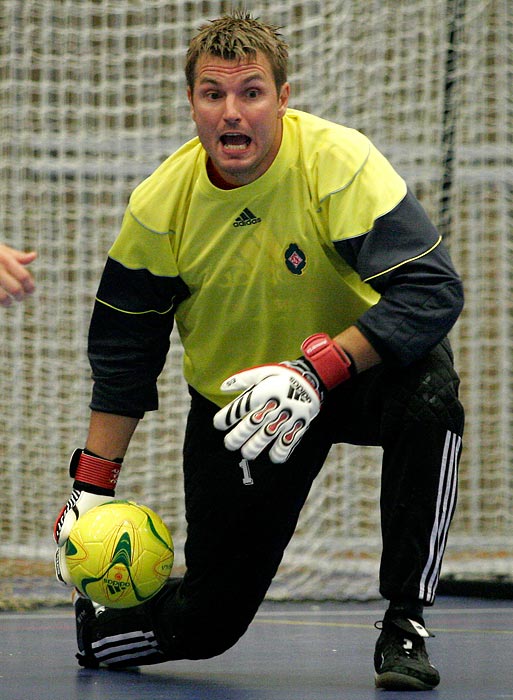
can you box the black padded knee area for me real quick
[382,341,464,437]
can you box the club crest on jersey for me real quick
[285,243,306,275]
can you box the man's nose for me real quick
[223,95,242,122]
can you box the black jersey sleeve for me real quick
[88,257,190,417]
[334,190,464,365]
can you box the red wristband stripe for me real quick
[301,333,353,391]
[75,452,122,491]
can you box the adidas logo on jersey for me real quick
[233,208,261,227]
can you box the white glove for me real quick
[53,449,122,585]
[54,488,114,545]
[54,489,114,584]
[213,362,322,464]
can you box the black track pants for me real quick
[84,339,464,666]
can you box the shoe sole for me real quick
[375,671,438,691]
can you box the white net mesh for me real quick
[1,0,512,608]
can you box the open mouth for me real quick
[220,133,251,150]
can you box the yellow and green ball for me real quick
[65,500,174,609]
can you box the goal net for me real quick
[1,0,512,608]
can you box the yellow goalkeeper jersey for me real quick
[103,109,408,407]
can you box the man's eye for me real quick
[247,90,259,98]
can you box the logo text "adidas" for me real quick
[233,208,261,227]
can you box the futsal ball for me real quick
[65,500,174,609]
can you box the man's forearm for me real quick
[85,410,140,460]
[333,325,381,374]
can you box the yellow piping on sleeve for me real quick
[95,297,175,316]
[363,236,442,283]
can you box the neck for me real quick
[206,159,240,190]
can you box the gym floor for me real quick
[1,596,512,700]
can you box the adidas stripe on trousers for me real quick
[85,338,464,666]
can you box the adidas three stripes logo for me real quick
[233,208,261,227]
[91,629,162,665]
[419,429,462,604]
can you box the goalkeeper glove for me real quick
[53,449,123,585]
[213,333,354,464]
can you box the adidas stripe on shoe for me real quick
[91,629,160,666]
[73,588,164,669]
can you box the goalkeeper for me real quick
[54,11,464,692]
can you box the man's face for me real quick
[188,52,290,187]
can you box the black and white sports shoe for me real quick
[374,614,440,691]
[73,590,105,668]
[73,588,164,669]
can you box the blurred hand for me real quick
[0,244,37,307]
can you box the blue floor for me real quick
[1,597,512,700]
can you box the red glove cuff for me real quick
[301,333,354,391]
[72,449,122,492]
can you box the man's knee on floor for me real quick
[80,600,251,666]
[157,610,251,660]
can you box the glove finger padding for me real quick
[53,489,114,545]
[54,544,73,586]
[213,365,321,463]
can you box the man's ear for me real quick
[187,86,196,121]
[278,82,290,118]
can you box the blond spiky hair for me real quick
[185,10,289,92]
